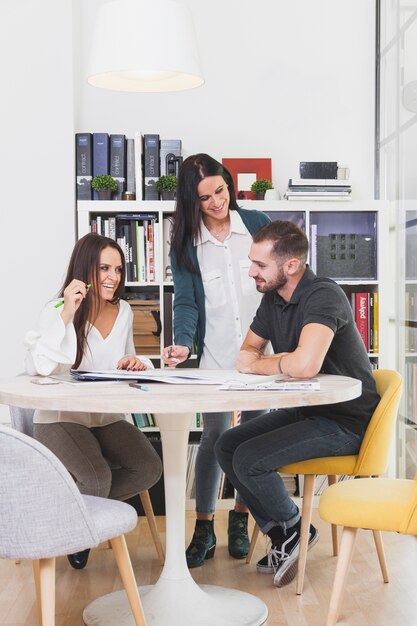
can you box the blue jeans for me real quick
[214,408,363,532]
[195,410,265,514]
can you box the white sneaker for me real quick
[256,524,319,577]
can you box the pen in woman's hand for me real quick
[54,283,91,308]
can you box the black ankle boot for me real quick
[186,519,216,568]
[228,510,249,559]
[67,548,90,570]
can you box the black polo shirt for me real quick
[250,266,380,434]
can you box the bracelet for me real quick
[277,356,283,374]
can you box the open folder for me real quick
[67,368,320,389]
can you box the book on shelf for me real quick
[160,139,182,177]
[186,443,198,499]
[286,193,351,201]
[289,178,351,187]
[129,219,138,282]
[136,222,146,282]
[110,134,127,200]
[146,220,155,283]
[92,133,110,200]
[287,186,351,193]
[373,291,379,353]
[143,133,160,200]
[163,216,173,282]
[134,131,143,201]
[368,292,374,353]
[75,133,92,200]
[354,292,369,352]
[94,213,159,283]
[126,137,136,194]
[131,413,149,428]
[163,290,174,346]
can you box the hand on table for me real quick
[117,355,148,371]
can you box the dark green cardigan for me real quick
[170,208,270,363]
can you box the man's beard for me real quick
[255,269,287,293]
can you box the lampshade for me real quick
[87,0,204,93]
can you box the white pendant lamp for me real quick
[87,0,204,93]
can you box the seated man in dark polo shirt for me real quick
[215,220,379,588]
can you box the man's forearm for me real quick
[236,350,286,375]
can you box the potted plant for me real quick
[250,178,274,200]
[156,175,177,200]
[91,174,118,200]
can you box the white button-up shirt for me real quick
[195,210,263,369]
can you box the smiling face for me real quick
[93,246,123,301]
[248,240,288,293]
[197,175,230,226]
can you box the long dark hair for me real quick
[58,233,126,368]
[170,153,239,271]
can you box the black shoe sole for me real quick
[67,549,90,570]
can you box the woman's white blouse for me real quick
[25,299,153,426]
[195,210,263,369]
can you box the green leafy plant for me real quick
[156,175,177,192]
[91,174,118,192]
[250,178,274,194]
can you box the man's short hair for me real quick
[252,220,309,264]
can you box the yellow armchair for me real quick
[246,369,403,595]
[319,474,417,625]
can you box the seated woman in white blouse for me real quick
[25,232,162,568]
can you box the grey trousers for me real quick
[34,420,162,501]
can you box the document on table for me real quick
[219,376,321,391]
[69,368,281,385]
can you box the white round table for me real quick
[0,372,361,626]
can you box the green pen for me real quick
[54,283,91,308]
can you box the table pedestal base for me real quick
[83,577,268,626]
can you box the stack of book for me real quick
[75,132,182,201]
[285,178,352,201]
[90,212,160,283]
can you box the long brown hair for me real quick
[58,233,126,368]
[170,153,239,271]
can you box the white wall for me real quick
[0,0,75,421]
[0,0,376,422]
[78,0,376,199]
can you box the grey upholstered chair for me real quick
[0,425,147,626]
[9,406,165,566]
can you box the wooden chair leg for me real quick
[327,475,339,556]
[246,522,260,564]
[110,535,147,626]
[296,474,315,595]
[139,490,165,565]
[37,557,55,626]
[32,560,43,626]
[326,527,357,626]
[372,529,389,583]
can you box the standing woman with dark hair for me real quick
[162,154,270,567]
[25,233,162,568]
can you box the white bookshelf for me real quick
[77,198,392,497]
